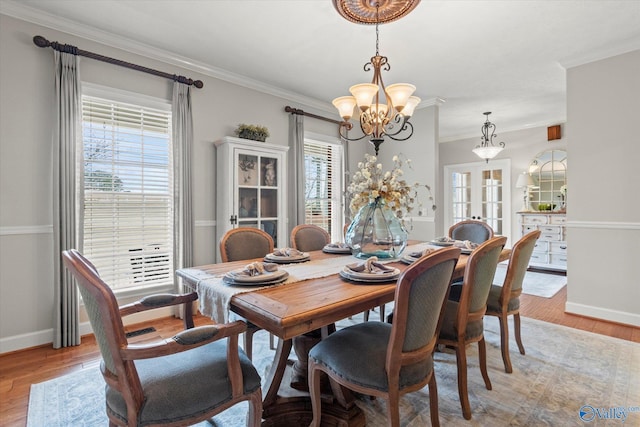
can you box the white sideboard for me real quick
[517,212,567,272]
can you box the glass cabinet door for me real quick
[235,151,280,243]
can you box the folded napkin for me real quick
[408,248,436,258]
[346,256,394,274]
[434,236,455,243]
[325,242,349,248]
[241,262,278,277]
[454,240,478,250]
[272,247,304,257]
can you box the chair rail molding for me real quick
[565,220,640,230]
[0,225,53,235]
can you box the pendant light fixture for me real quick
[332,0,421,155]
[473,112,505,162]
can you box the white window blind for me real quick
[303,139,343,240]
[81,93,173,292]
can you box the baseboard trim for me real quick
[565,302,640,327]
[0,307,174,355]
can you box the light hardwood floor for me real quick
[1,286,638,426]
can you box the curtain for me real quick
[53,51,82,348]
[288,114,305,236]
[172,82,194,290]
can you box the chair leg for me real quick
[246,388,263,427]
[379,304,386,322]
[514,313,525,355]
[498,314,513,373]
[363,310,370,322]
[428,373,440,427]
[386,388,401,427]
[308,362,323,427]
[455,344,472,420]
[478,337,492,390]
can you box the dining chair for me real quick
[220,227,274,263]
[308,247,461,427]
[448,220,495,244]
[437,235,507,420]
[290,224,330,252]
[486,230,541,373]
[220,227,275,358]
[61,249,262,427]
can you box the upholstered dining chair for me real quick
[308,247,461,427]
[448,220,495,244]
[61,249,262,427]
[219,227,275,358]
[290,224,330,252]
[486,230,541,373]
[220,227,274,263]
[437,236,507,420]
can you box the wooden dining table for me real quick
[177,245,511,427]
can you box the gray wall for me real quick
[565,50,640,326]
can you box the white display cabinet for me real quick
[517,212,567,272]
[215,136,288,262]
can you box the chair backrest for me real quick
[61,250,140,396]
[220,227,274,262]
[290,224,330,252]
[457,236,507,325]
[449,220,495,244]
[499,230,541,302]
[386,247,461,373]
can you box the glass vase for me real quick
[345,198,408,259]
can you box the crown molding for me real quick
[559,38,640,69]
[0,1,334,113]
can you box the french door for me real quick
[444,159,511,240]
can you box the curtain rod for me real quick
[33,35,204,89]
[284,106,351,130]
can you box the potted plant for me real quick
[234,123,270,142]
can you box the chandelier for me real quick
[332,0,421,155]
[473,112,506,162]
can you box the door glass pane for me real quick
[239,188,257,218]
[261,188,278,217]
[238,154,258,185]
[452,172,472,222]
[261,157,278,186]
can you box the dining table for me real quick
[176,241,511,427]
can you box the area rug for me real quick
[28,315,639,427]
[493,263,567,298]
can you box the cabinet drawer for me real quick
[540,232,563,241]
[550,254,567,266]
[549,215,566,225]
[550,242,567,253]
[539,225,562,234]
[522,225,538,233]
[521,215,548,225]
[529,252,549,264]
[533,241,549,252]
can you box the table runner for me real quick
[178,242,434,323]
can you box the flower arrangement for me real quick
[347,153,436,223]
[234,123,270,142]
[560,184,567,197]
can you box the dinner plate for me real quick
[340,266,400,281]
[322,245,352,254]
[339,269,400,283]
[400,254,421,265]
[430,240,454,247]
[224,268,288,283]
[223,272,289,286]
[460,248,473,255]
[264,252,310,263]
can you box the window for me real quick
[303,135,343,241]
[81,86,173,292]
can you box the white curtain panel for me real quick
[53,51,82,348]
[172,82,194,283]
[287,114,305,238]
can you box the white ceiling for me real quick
[3,0,640,141]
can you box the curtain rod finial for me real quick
[33,35,50,48]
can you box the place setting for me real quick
[223,261,289,286]
[339,256,400,283]
[400,248,439,265]
[264,247,310,264]
[322,242,352,254]
[429,237,479,254]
